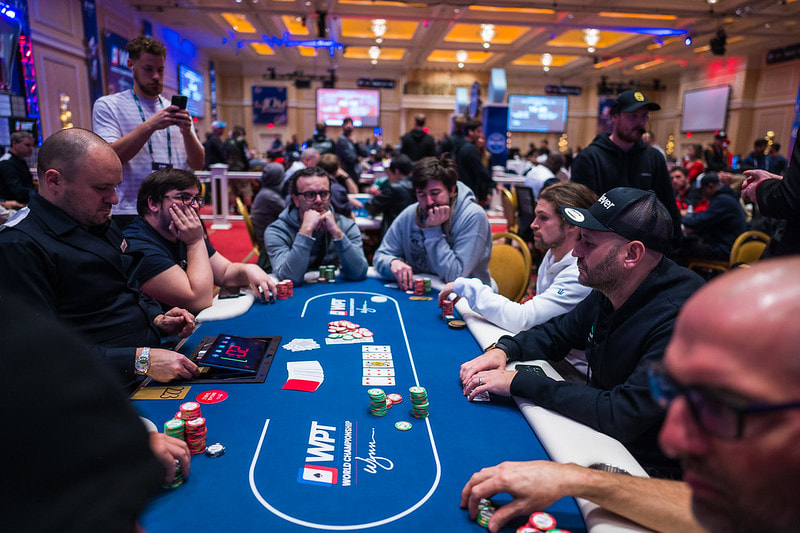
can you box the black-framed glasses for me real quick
[648,363,800,440]
[297,190,330,201]
[165,193,205,208]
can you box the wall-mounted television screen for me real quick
[316,88,380,128]
[178,64,205,118]
[507,94,568,133]
[680,85,730,132]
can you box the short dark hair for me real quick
[538,182,597,224]
[670,166,689,178]
[10,131,33,145]
[772,142,782,152]
[411,155,458,192]
[465,119,482,133]
[754,139,769,148]
[38,128,111,182]
[126,36,166,61]
[289,167,333,196]
[414,114,426,127]
[315,122,326,134]
[137,168,200,216]
[389,154,413,176]
[342,117,353,127]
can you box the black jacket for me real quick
[498,257,704,476]
[455,141,493,202]
[572,134,682,241]
[0,194,163,386]
[683,185,747,259]
[364,177,416,234]
[400,129,436,161]
[756,135,800,255]
[0,153,34,202]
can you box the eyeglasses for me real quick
[296,190,330,201]
[165,193,205,208]
[648,363,800,440]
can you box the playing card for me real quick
[362,376,396,386]
[363,368,395,377]
[362,352,392,360]
[363,360,394,368]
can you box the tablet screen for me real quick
[197,335,266,373]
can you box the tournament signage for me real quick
[766,42,800,65]
[357,78,396,89]
[545,85,582,96]
[252,86,288,125]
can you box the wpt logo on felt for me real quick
[298,465,338,486]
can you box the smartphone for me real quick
[171,94,188,110]
[218,286,242,299]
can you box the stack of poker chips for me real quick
[476,499,495,528]
[185,417,208,455]
[441,299,455,320]
[368,388,388,416]
[277,280,293,299]
[412,277,433,295]
[328,320,373,341]
[515,511,566,533]
[162,419,187,489]
[165,461,185,489]
[318,265,336,282]
[409,386,429,418]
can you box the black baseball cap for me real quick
[611,90,661,113]
[561,187,671,252]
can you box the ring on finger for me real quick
[478,377,482,385]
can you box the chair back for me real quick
[729,230,770,266]
[235,197,260,257]
[515,186,536,243]
[500,188,518,233]
[489,232,532,302]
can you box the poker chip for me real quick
[478,498,494,510]
[164,419,186,441]
[162,459,184,489]
[184,417,208,455]
[179,401,202,421]
[409,296,433,301]
[528,512,557,531]
[441,299,454,319]
[516,527,541,533]
[394,421,412,431]
[409,386,429,418]
[368,388,388,416]
[205,442,226,458]
[476,507,494,528]
[387,393,403,404]
[405,289,415,295]
[448,319,467,330]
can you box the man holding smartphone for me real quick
[93,36,204,227]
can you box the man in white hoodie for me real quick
[439,182,597,372]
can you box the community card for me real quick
[363,360,394,368]
[362,352,393,360]
[362,345,391,353]
[363,368,396,377]
[362,376,396,386]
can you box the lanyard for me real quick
[131,90,172,164]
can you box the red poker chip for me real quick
[528,512,556,530]
[387,393,403,403]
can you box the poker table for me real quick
[133,275,587,532]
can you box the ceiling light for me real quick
[480,24,496,49]
[541,52,553,72]
[584,28,600,54]
[684,35,692,46]
[371,18,387,39]
[369,45,381,64]
[456,49,468,68]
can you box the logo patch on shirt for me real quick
[120,238,128,253]
[557,289,565,295]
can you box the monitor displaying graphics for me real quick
[196,334,267,373]
[681,85,730,132]
[178,64,205,118]
[317,88,380,128]
[507,94,569,133]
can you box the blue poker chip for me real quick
[205,442,226,457]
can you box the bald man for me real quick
[0,128,199,388]
[461,258,800,532]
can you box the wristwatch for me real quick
[588,462,632,476]
[486,341,509,358]
[135,347,151,376]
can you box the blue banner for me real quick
[252,86,288,125]
[81,0,104,103]
[103,31,132,95]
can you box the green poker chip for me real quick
[395,421,412,431]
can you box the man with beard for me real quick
[93,36,204,227]
[373,155,492,290]
[460,187,704,476]
[571,91,681,240]
[438,182,596,375]
[461,258,800,533]
[265,167,368,285]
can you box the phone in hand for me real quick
[171,94,188,110]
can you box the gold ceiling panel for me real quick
[221,13,256,34]
[599,12,677,21]
[344,47,406,60]
[546,30,631,48]
[469,5,555,15]
[281,15,310,36]
[250,43,275,55]
[340,19,418,40]
[298,47,317,57]
[445,23,528,44]
[338,0,428,7]
[513,54,581,67]
[427,50,492,63]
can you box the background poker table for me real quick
[134,276,586,532]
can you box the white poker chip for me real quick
[371,296,388,303]
[205,443,226,457]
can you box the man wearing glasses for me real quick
[0,128,199,389]
[461,258,800,533]
[265,167,368,285]
[123,168,276,313]
[460,188,704,477]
